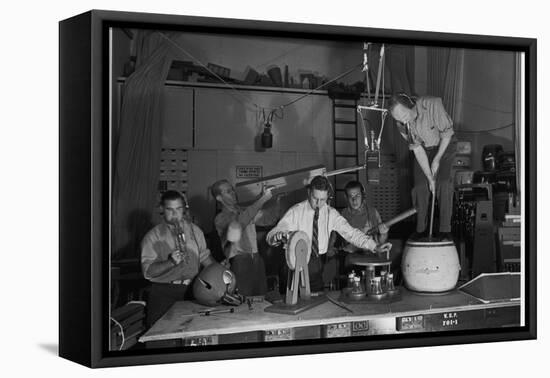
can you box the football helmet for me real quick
[193,263,242,306]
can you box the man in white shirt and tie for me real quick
[266,175,392,292]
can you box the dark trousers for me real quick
[281,253,331,293]
[412,142,456,233]
[146,283,189,328]
[308,253,325,292]
[230,253,267,296]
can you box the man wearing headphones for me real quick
[328,180,403,281]
[334,180,388,257]
[388,93,457,239]
[141,190,215,327]
[267,175,392,292]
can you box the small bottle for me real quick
[387,273,395,291]
[370,278,377,295]
[373,277,382,295]
[361,270,368,292]
[347,271,356,289]
[352,276,363,294]
[380,270,387,292]
[366,267,375,282]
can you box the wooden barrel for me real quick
[401,239,460,292]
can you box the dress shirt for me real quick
[396,96,454,150]
[141,220,211,283]
[266,200,377,253]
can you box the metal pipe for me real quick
[384,207,418,229]
[429,191,436,238]
[324,165,366,177]
[366,207,417,236]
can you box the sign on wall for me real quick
[236,165,263,179]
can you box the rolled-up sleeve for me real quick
[432,98,454,138]
[331,211,377,252]
[141,232,158,280]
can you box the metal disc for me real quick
[348,253,391,266]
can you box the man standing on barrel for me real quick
[388,93,457,240]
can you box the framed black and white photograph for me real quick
[58,7,536,369]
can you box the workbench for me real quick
[139,288,520,348]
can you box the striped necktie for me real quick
[311,208,319,257]
[405,121,414,144]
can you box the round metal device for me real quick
[285,231,311,271]
[347,252,391,267]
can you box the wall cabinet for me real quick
[161,86,194,148]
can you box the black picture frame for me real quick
[59,9,536,368]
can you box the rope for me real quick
[158,32,259,114]
[358,108,370,150]
[357,43,388,151]
[280,62,363,108]
[110,316,125,351]
[362,42,372,101]
[377,111,388,148]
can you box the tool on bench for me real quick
[198,308,235,316]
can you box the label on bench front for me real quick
[351,320,369,336]
[396,315,425,331]
[264,328,293,342]
[441,312,460,328]
[184,335,218,346]
[324,322,351,338]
